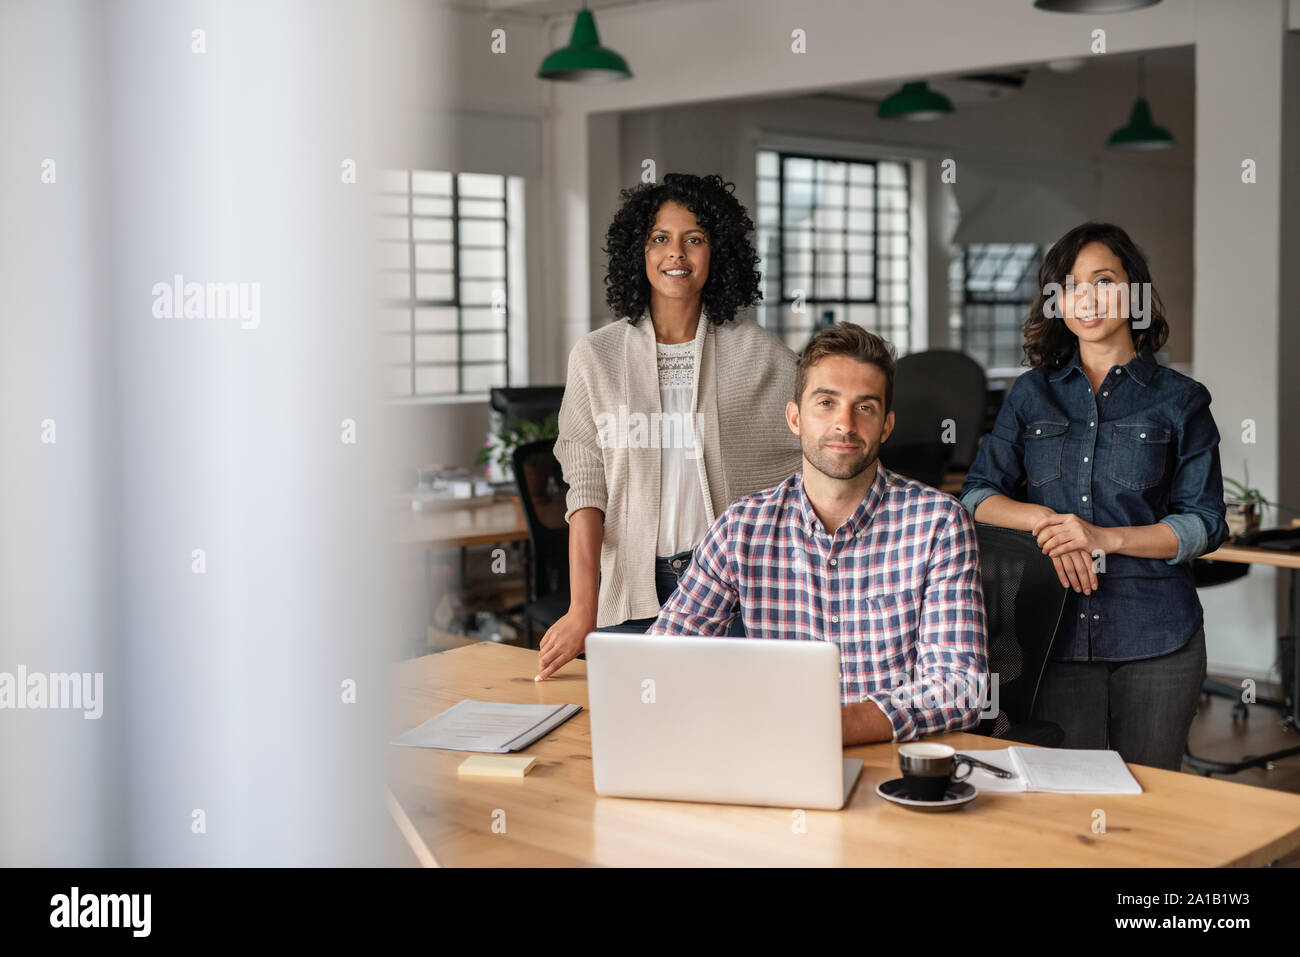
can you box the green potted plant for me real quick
[477,412,559,497]
[1223,463,1276,538]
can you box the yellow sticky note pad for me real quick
[458,754,537,778]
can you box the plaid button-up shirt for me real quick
[646,465,988,741]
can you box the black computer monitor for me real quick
[489,387,564,428]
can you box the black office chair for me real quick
[1190,552,1252,721]
[878,438,952,489]
[970,523,1068,746]
[512,439,570,649]
[892,349,988,472]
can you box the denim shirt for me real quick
[959,348,1228,662]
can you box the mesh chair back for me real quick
[974,522,1067,737]
[512,439,570,601]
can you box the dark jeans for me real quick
[604,549,746,636]
[1031,626,1206,771]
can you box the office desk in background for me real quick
[387,642,1300,867]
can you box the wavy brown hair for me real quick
[1023,222,1168,370]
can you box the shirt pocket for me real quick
[845,588,920,673]
[1022,420,1068,487]
[1109,423,1172,491]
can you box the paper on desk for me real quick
[391,699,581,752]
[954,747,1142,794]
[1012,747,1142,794]
[953,749,1025,792]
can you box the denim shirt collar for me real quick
[1047,346,1157,388]
[794,463,890,538]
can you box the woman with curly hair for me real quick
[960,222,1228,770]
[535,173,801,680]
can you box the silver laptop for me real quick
[585,632,864,810]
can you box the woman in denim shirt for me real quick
[960,222,1228,771]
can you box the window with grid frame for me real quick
[754,150,913,355]
[948,242,1044,372]
[376,169,523,401]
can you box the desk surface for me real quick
[1203,542,1300,571]
[388,642,1300,867]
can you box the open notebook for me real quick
[958,747,1143,794]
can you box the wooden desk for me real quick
[1203,543,1300,571]
[391,496,529,549]
[388,642,1300,867]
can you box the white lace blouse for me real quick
[655,340,709,557]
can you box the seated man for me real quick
[647,323,988,744]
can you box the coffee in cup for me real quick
[897,743,972,801]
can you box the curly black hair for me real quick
[602,172,762,326]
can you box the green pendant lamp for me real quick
[877,81,953,121]
[538,3,632,84]
[1034,0,1161,12]
[1106,56,1173,151]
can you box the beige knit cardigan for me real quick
[555,310,803,627]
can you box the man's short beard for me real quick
[803,436,877,481]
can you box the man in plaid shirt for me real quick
[647,324,988,744]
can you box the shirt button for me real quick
[1082,495,1088,502]
[1140,432,1147,439]
[1079,613,1086,619]
[1083,456,1089,463]
[1093,614,1100,620]
[672,559,681,568]
[831,615,839,623]
[1035,428,1042,435]
[1089,421,1095,428]
[829,558,837,566]
[1102,391,1109,397]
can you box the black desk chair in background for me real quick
[878,438,952,490]
[891,349,988,472]
[969,523,1068,747]
[512,439,570,649]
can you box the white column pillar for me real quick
[1193,0,1288,675]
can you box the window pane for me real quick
[415,273,453,300]
[460,219,504,246]
[412,218,453,241]
[411,196,452,216]
[458,172,504,199]
[415,366,457,395]
[415,335,457,364]
[459,248,505,279]
[463,306,504,330]
[414,243,452,271]
[415,307,457,331]
[459,279,497,306]
[412,170,452,195]
[462,364,506,393]
[459,198,503,219]
[463,335,506,363]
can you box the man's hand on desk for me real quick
[841,700,894,745]
[535,608,596,681]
